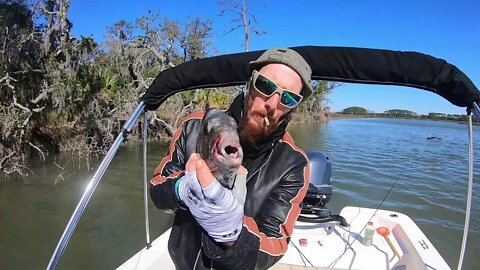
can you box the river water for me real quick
[1,118,479,269]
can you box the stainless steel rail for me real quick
[472,101,480,123]
[457,101,479,270]
[46,102,146,270]
[143,110,151,248]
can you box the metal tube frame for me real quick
[472,101,480,122]
[457,101,479,270]
[46,102,146,270]
[143,110,152,248]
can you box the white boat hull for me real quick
[117,206,451,270]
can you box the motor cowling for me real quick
[298,151,348,226]
[303,151,332,208]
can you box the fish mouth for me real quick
[213,135,242,161]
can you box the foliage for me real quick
[342,106,369,115]
[298,81,337,113]
[384,109,418,118]
[0,1,333,178]
[337,106,469,123]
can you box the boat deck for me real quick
[117,206,451,270]
[277,206,450,269]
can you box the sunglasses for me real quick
[251,70,303,109]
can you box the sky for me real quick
[68,0,479,114]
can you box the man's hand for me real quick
[177,154,244,243]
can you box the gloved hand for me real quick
[176,154,244,243]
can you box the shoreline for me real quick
[326,113,476,125]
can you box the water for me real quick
[289,118,480,270]
[0,142,175,269]
[1,118,479,269]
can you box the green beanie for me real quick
[248,48,313,100]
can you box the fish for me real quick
[196,108,247,204]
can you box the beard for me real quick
[238,96,281,148]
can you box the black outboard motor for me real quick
[304,151,332,208]
[299,151,348,226]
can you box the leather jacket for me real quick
[150,94,310,270]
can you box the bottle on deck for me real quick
[363,221,375,246]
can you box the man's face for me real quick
[238,63,303,146]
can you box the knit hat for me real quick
[248,48,313,100]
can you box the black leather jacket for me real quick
[150,94,310,270]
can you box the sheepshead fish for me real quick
[196,108,246,204]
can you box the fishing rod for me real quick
[327,147,418,268]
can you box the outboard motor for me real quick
[299,151,348,226]
[304,151,332,208]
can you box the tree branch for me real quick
[0,73,17,89]
[0,151,16,170]
[1,26,8,55]
[28,141,46,161]
[174,100,194,129]
[30,86,52,104]
[41,6,59,15]
[12,69,46,75]
[217,24,243,39]
[12,95,31,113]
[150,116,174,137]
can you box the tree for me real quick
[0,2,220,177]
[218,0,266,52]
[384,109,418,118]
[427,112,447,119]
[1,1,48,176]
[342,106,368,115]
[0,4,335,178]
[180,17,212,61]
[298,81,339,113]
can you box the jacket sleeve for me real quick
[202,162,310,270]
[149,122,188,212]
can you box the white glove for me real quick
[178,171,243,242]
[176,154,244,243]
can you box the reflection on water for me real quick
[1,118,479,269]
[0,141,175,269]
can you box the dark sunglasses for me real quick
[251,70,303,109]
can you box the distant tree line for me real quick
[0,0,334,177]
[339,106,469,121]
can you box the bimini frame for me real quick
[46,46,480,270]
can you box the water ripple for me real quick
[289,119,480,269]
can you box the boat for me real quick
[116,207,451,270]
[45,46,479,270]
[117,153,451,270]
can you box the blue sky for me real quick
[68,0,479,114]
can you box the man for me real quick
[150,48,312,269]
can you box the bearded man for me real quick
[150,48,312,270]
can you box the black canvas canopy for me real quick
[142,46,479,111]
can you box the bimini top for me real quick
[141,46,479,111]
